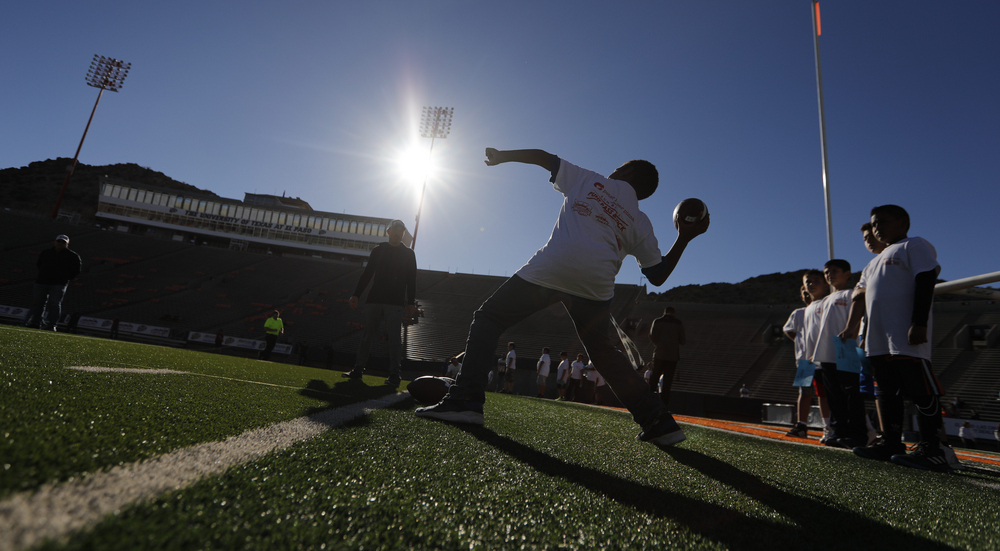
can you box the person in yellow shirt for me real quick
[259,310,284,361]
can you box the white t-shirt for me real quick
[813,289,852,364]
[802,298,825,366]
[783,307,807,360]
[506,350,517,370]
[859,237,939,360]
[446,362,462,378]
[855,254,882,344]
[556,359,570,382]
[570,360,584,380]
[537,353,551,377]
[514,159,662,301]
[584,361,598,382]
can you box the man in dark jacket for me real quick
[25,234,82,331]
[344,219,417,387]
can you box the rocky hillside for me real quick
[0,158,216,220]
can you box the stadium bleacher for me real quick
[2,209,998,420]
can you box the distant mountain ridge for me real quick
[646,270,814,305]
[0,158,215,220]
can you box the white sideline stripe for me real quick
[0,392,409,551]
[67,366,185,375]
[65,366,354,397]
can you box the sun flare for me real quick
[396,145,433,186]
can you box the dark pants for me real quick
[820,362,867,442]
[446,276,666,429]
[649,359,678,407]
[567,378,582,402]
[259,334,278,360]
[870,355,943,446]
[25,283,67,330]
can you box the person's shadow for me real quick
[455,425,953,550]
[298,378,408,416]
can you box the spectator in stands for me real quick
[555,351,571,401]
[502,342,517,394]
[258,310,284,361]
[536,347,551,398]
[802,269,833,442]
[739,384,750,398]
[417,147,708,449]
[813,259,868,449]
[344,219,418,387]
[959,421,976,449]
[849,205,948,471]
[568,353,586,402]
[994,423,1000,452]
[647,306,685,407]
[24,234,81,331]
[783,286,814,438]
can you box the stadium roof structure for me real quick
[94,176,410,260]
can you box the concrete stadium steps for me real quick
[745,345,800,404]
[941,349,1000,420]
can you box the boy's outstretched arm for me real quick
[485,148,557,171]
[641,215,710,287]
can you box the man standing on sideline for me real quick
[24,234,81,331]
[344,219,417,387]
[536,347,551,398]
[259,310,284,360]
[647,306,685,407]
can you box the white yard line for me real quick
[0,393,408,551]
[65,365,353,396]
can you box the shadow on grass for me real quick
[458,424,954,551]
[298,378,408,416]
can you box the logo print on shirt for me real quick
[586,191,629,231]
[572,201,592,217]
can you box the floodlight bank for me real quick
[0,393,408,551]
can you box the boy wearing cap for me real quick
[25,235,81,331]
[345,219,417,387]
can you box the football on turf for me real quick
[407,376,455,405]
[672,198,708,229]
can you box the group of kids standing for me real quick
[411,147,953,465]
[782,204,955,472]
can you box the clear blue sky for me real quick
[2,1,997,293]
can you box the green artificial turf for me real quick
[5,326,1000,550]
[35,396,1000,551]
[0,327,396,498]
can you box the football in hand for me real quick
[673,198,708,229]
[407,376,455,405]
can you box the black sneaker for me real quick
[385,374,401,387]
[637,412,686,446]
[826,436,862,449]
[853,437,906,461]
[891,442,953,473]
[342,369,363,379]
[784,423,809,438]
[415,399,484,425]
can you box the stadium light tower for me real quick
[411,106,453,250]
[51,55,132,219]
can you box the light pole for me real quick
[51,55,131,219]
[411,106,453,250]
